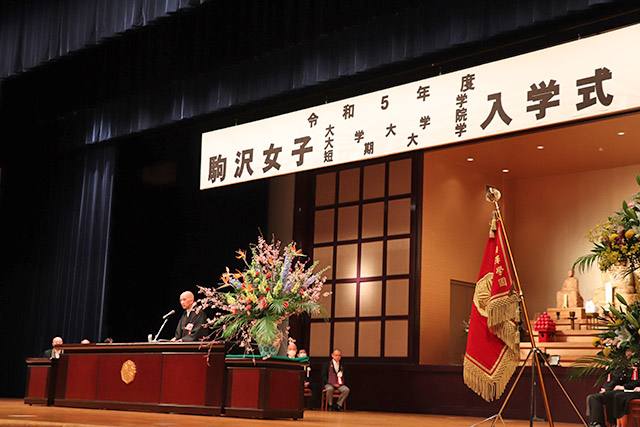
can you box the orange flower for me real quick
[236,249,246,259]
[291,243,302,255]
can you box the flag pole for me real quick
[484,186,588,427]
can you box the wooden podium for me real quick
[225,355,306,419]
[25,358,58,406]
[53,342,226,415]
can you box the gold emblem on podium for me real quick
[120,360,136,384]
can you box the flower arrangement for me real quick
[198,236,330,355]
[573,175,640,275]
[571,293,640,381]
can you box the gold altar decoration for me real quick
[120,360,136,384]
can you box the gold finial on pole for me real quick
[485,185,502,203]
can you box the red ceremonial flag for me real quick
[463,213,520,402]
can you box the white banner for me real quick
[201,23,640,189]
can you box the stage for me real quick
[3,399,583,427]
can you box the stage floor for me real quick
[1,399,582,427]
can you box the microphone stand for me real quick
[152,318,169,342]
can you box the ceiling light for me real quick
[466,157,474,162]
[618,131,625,136]
[536,145,544,150]
[502,169,510,173]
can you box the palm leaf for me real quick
[569,355,612,386]
[573,254,599,273]
[250,316,281,346]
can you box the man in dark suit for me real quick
[298,348,318,410]
[43,336,63,359]
[586,347,635,427]
[172,291,207,342]
[321,348,350,411]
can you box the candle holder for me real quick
[568,311,576,330]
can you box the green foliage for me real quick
[570,293,640,382]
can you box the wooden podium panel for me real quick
[24,358,57,406]
[65,354,99,400]
[160,352,224,407]
[225,356,305,419]
[96,354,162,403]
[54,342,226,415]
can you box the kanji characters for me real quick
[527,79,560,119]
[480,93,512,130]
[407,133,418,147]
[262,143,282,173]
[234,150,254,178]
[364,141,374,155]
[308,112,319,127]
[386,123,397,137]
[292,136,313,166]
[455,74,474,137]
[417,85,430,101]
[576,67,613,111]
[208,155,227,183]
[419,116,431,129]
[343,104,354,119]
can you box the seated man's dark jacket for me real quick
[321,359,347,385]
[174,308,207,342]
[604,367,634,391]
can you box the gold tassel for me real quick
[487,294,520,327]
[463,348,519,402]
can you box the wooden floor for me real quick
[0,399,584,427]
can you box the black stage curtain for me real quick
[0,0,211,79]
[33,144,116,344]
[0,142,115,397]
[0,0,627,148]
[5,0,624,146]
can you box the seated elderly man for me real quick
[43,336,63,359]
[321,348,350,411]
[286,342,298,358]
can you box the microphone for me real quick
[162,309,176,319]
